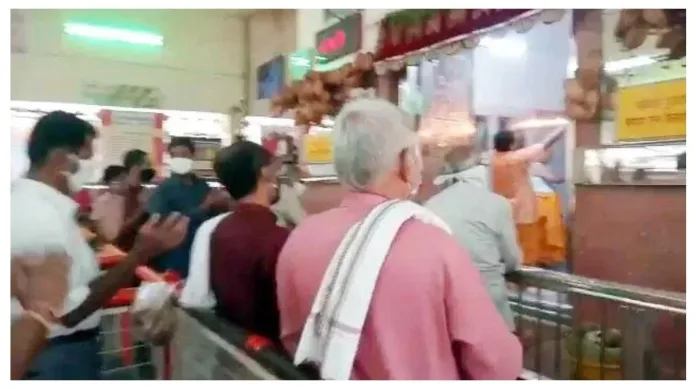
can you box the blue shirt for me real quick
[146,175,213,278]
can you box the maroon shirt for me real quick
[209,202,290,340]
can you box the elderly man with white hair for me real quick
[275,98,522,380]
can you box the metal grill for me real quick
[99,306,171,380]
[95,263,686,380]
[507,267,686,380]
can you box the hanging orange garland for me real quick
[270,52,377,131]
[614,9,685,60]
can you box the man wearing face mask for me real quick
[146,137,228,278]
[204,140,288,339]
[11,111,189,379]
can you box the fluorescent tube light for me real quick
[64,22,164,46]
[567,55,657,77]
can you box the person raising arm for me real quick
[11,111,188,380]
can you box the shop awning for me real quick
[372,9,567,73]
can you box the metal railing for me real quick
[507,267,686,380]
[100,261,685,380]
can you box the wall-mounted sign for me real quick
[616,79,686,141]
[374,9,532,61]
[82,83,163,108]
[303,133,333,164]
[315,12,362,63]
[257,55,285,100]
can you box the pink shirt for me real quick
[276,192,522,380]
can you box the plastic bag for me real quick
[131,282,177,346]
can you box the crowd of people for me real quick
[10,98,566,380]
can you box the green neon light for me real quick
[63,22,163,46]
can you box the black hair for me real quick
[27,111,97,168]
[168,137,196,154]
[213,140,273,200]
[493,130,516,152]
[123,149,148,170]
[102,165,127,184]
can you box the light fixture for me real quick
[566,55,657,77]
[510,117,571,130]
[603,56,656,73]
[63,22,164,46]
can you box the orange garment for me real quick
[491,144,544,224]
[536,193,566,265]
[515,193,566,266]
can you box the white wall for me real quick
[473,12,572,117]
[11,9,246,113]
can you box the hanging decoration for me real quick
[372,10,570,75]
[270,52,376,130]
[614,9,686,60]
[565,71,618,121]
[374,9,534,63]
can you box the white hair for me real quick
[332,98,419,190]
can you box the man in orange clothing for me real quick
[490,128,565,265]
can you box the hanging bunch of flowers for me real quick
[614,9,686,60]
[270,52,376,129]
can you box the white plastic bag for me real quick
[131,282,178,346]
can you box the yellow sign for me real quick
[303,134,333,164]
[616,79,686,141]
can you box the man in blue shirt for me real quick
[147,137,229,277]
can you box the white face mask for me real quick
[63,157,94,193]
[169,157,193,175]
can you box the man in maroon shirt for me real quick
[209,141,288,340]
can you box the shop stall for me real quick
[370,9,573,267]
[568,9,686,293]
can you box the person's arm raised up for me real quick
[513,126,567,163]
[540,126,567,150]
[61,213,188,327]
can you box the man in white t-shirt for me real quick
[11,111,189,380]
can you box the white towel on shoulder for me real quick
[179,212,231,309]
[294,200,451,380]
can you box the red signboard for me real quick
[374,9,533,61]
[315,12,362,62]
